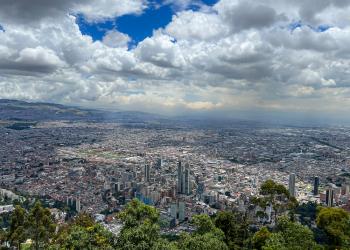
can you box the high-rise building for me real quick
[313,176,320,195]
[156,158,163,169]
[326,188,334,207]
[76,198,81,213]
[144,164,151,182]
[197,182,205,196]
[170,203,177,218]
[177,161,183,193]
[113,182,122,194]
[178,161,191,195]
[289,173,296,197]
[184,166,191,195]
[178,202,185,221]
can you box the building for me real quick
[178,161,191,195]
[326,188,334,207]
[313,176,320,196]
[289,173,296,197]
[178,202,185,221]
[76,198,81,213]
[184,165,191,195]
[144,164,151,183]
[197,182,205,196]
[170,201,186,222]
[177,161,183,193]
[170,203,177,218]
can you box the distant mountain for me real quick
[0,99,162,123]
[0,99,287,128]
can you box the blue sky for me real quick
[77,0,219,46]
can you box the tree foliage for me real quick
[263,217,322,250]
[252,226,271,250]
[260,180,290,198]
[179,214,228,250]
[1,197,350,250]
[26,201,56,250]
[116,199,173,250]
[316,207,350,248]
[214,211,250,249]
[8,205,27,249]
[50,212,116,250]
[118,199,159,228]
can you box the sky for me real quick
[1,0,350,123]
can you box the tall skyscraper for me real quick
[178,161,191,195]
[184,166,191,195]
[289,173,296,197]
[313,176,320,195]
[144,164,151,182]
[177,161,183,193]
[326,188,334,207]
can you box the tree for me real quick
[72,212,95,228]
[8,205,27,249]
[118,199,159,228]
[57,224,115,250]
[116,199,173,250]
[262,217,321,250]
[178,232,228,250]
[262,233,286,250]
[260,180,289,198]
[50,213,116,250]
[214,211,250,249]
[177,214,228,250]
[117,220,164,250]
[26,201,56,250]
[252,227,271,250]
[295,202,318,226]
[259,180,297,222]
[193,214,221,236]
[316,207,350,248]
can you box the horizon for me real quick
[2,98,350,127]
[1,1,350,124]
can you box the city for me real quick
[1,101,350,239]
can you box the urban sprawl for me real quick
[1,120,350,235]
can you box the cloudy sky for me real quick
[1,0,350,122]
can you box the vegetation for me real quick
[316,207,350,248]
[262,216,322,250]
[0,181,349,249]
[50,213,116,249]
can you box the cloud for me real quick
[0,0,147,24]
[76,0,147,22]
[166,10,228,41]
[135,32,186,68]
[216,1,286,32]
[0,0,350,119]
[102,30,131,48]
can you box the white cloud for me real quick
[102,30,131,48]
[135,32,186,68]
[0,0,147,24]
[0,0,350,118]
[166,10,228,41]
[76,0,147,22]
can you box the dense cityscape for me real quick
[1,101,350,245]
